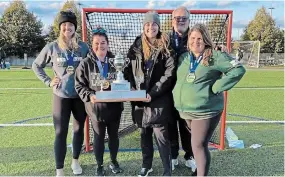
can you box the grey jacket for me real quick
[32,40,89,98]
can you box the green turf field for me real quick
[0,68,284,176]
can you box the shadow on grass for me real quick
[1,145,283,176]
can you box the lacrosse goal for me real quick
[81,8,233,152]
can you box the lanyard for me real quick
[95,56,108,79]
[173,31,180,49]
[189,52,203,73]
[64,49,74,66]
[144,59,153,70]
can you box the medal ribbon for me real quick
[64,50,74,67]
[189,52,203,73]
[95,56,108,79]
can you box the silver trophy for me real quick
[109,53,130,84]
[95,52,146,102]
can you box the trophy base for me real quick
[95,90,147,102]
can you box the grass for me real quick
[0,68,284,176]
[235,70,284,88]
[227,90,284,121]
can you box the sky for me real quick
[0,0,284,40]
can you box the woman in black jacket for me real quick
[125,11,176,176]
[74,27,123,176]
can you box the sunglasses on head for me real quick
[173,16,188,22]
[92,28,106,34]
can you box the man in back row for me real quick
[168,6,196,173]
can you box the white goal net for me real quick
[230,40,261,68]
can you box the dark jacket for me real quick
[168,28,189,59]
[75,51,123,122]
[125,35,176,128]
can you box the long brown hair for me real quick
[142,31,170,61]
[187,23,213,66]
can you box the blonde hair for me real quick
[57,31,80,50]
[142,32,170,61]
[187,23,213,66]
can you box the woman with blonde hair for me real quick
[173,23,246,176]
[32,10,89,177]
[125,11,176,176]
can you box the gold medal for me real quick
[102,80,110,89]
[186,73,195,83]
[66,65,74,74]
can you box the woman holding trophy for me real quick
[74,27,123,176]
[125,11,176,176]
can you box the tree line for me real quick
[0,1,283,58]
[0,0,81,58]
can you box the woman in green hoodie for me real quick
[173,23,246,176]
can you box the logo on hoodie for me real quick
[90,72,117,87]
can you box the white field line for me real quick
[0,123,72,127]
[0,78,37,80]
[226,121,284,124]
[0,88,50,90]
[0,121,284,127]
[232,87,283,90]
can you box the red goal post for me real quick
[81,8,233,152]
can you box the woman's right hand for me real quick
[49,76,61,87]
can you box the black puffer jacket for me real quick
[75,51,123,122]
[125,35,176,128]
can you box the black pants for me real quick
[187,113,221,176]
[91,116,121,166]
[52,94,86,169]
[141,125,171,176]
[169,107,193,160]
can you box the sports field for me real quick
[0,67,284,176]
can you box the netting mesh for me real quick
[84,10,230,151]
[85,12,229,56]
[231,41,260,68]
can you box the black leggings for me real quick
[91,116,121,166]
[186,113,221,176]
[52,94,86,169]
[169,107,193,160]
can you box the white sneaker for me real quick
[171,159,178,171]
[71,160,82,175]
[185,157,196,172]
[56,168,64,177]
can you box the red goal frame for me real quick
[81,8,233,152]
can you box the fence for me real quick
[3,53,284,67]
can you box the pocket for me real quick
[143,107,163,125]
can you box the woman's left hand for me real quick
[144,94,151,102]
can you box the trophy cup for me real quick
[95,52,147,102]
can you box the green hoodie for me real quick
[173,50,246,115]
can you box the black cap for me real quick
[58,10,77,30]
